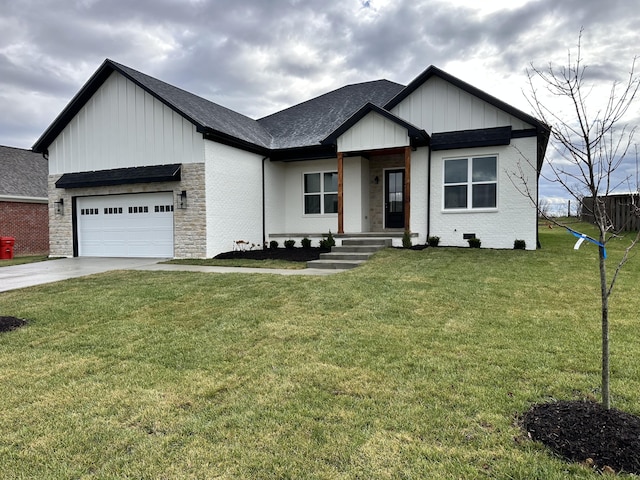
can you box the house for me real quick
[0,145,49,255]
[32,59,549,258]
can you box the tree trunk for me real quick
[599,239,610,409]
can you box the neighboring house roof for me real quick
[0,145,47,199]
[33,59,550,167]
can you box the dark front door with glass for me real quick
[385,169,404,229]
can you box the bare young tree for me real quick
[525,32,640,409]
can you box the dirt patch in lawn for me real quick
[214,247,328,263]
[522,400,640,475]
[0,316,28,333]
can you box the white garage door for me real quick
[77,192,174,257]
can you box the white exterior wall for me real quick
[264,159,286,236]
[338,112,410,152]
[391,76,530,134]
[205,140,264,256]
[48,72,205,175]
[280,158,338,234]
[343,156,370,232]
[409,147,429,244]
[429,138,538,250]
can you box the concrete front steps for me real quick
[307,238,392,270]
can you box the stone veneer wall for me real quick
[368,154,405,232]
[48,163,206,258]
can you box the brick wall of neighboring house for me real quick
[0,201,49,255]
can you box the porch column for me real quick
[337,152,344,234]
[404,146,411,231]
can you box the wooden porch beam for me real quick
[404,146,411,231]
[337,152,344,234]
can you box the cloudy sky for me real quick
[1,0,639,208]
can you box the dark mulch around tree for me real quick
[214,247,329,262]
[522,400,640,475]
[0,316,28,333]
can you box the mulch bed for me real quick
[522,400,640,475]
[0,316,28,333]
[214,247,329,262]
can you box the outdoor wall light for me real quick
[374,176,379,184]
[54,198,64,215]
[177,190,187,209]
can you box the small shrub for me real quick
[402,230,412,248]
[326,230,335,248]
[301,237,312,249]
[284,239,295,249]
[269,240,279,250]
[468,237,481,248]
[320,230,336,250]
[428,236,440,247]
[514,239,527,250]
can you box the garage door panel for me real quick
[77,193,174,257]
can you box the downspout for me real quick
[426,145,432,241]
[262,156,269,250]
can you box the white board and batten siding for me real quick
[390,76,533,134]
[77,192,174,257]
[48,72,205,175]
[337,111,410,153]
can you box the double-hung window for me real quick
[444,156,497,209]
[304,171,338,214]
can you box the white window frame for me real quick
[443,155,498,211]
[303,171,338,215]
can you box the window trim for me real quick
[443,155,498,212]
[303,170,338,216]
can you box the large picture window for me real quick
[304,171,338,214]
[444,156,497,209]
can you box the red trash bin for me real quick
[0,237,15,260]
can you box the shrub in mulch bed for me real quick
[521,400,640,475]
[0,316,28,333]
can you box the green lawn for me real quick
[0,255,50,267]
[1,223,639,479]
[163,257,307,269]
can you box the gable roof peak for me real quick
[385,64,549,134]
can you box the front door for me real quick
[385,169,404,229]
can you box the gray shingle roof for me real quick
[0,145,47,198]
[258,80,405,149]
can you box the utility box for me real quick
[0,237,15,260]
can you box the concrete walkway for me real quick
[0,257,340,293]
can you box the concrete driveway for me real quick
[0,257,339,293]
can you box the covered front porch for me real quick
[338,146,412,235]
[268,102,430,248]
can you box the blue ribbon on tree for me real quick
[566,227,607,259]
